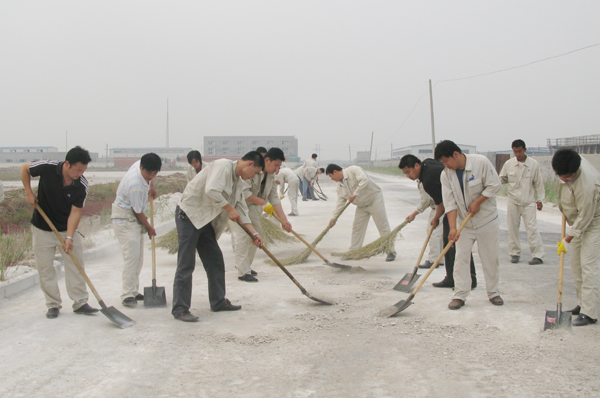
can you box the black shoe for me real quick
[74,303,99,315]
[250,269,258,276]
[448,299,465,310]
[385,253,396,262]
[212,299,242,312]
[433,278,454,288]
[174,311,199,322]
[489,296,504,306]
[573,314,598,327]
[510,255,520,263]
[528,257,543,265]
[135,293,144,301]
[471,279,477,289]
[122,297,137,307]
[570,305,581,316]
[312,198,319,201]
[419,260,438,269]
[46,308,59,319]
[238,274,258,282]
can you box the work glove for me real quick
[280,195,285,199]
[263,204,275,216]
[557,240,569,256]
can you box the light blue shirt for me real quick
[113,160,149,214]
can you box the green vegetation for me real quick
[0,230,31,281]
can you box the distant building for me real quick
[203,136,298,161]
[355,151,371,163]
[392,143,477,161]
[110,147,193,167]
[547,134,600,154]
[0,146,98,164]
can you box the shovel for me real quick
[236,219,332,305]
[266,208,353,271]
[314,180,328,200]
[394,225,435,292]
[388,214,472,317]
[144,199,167,308]
[543,214,572,331]
[35,204,135,329]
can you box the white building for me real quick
[110,147,193,161]
[203,136,299,161]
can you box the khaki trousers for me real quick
[113,221,145,301]
[350,193,396,255]
[570,220,600,319]
[507,202,544,259]
[31,226,89,310]
[453,218,500,301]
[231,205,262,276]
[426,207,444,263]
[286,177,300,214]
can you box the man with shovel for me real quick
[399,155,477,289]
[20,146,98,319]
[112,153,162,307]
[172,151,264,322]
[326,164,396,262]
[435,140,503,310]
[231,147,292,282]
[552,149,600,327]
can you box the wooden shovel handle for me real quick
[34,204,103,303]
[414,225,435,270]
[150,198,156,281]
[557,214,566,303]
[269,212,329,263]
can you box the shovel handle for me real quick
[235,219,309,295]
[150,198,156,281]
[270,212,329,263]
[409,213,473,296]
[413,225,435,272]
[557,214,566,303]
[34,204,104,304]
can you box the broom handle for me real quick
[414,225,435,270]
[35,204,104,304]
[410,213,473,295]
[236,219,310,295]
[557,214,566,303]
[270,212,329,263]
[150,198,156,281]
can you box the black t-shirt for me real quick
[419,158,445,206]
[29,160,88,232]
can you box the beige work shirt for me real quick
[441,154,501,229]
[558,156,600,238]
[186,164,199,183]
[416,181,436,213]
[303,158,318,168]
[332,166,382,218]
[242,170,282,207]
[499,156,545,205]
[179,159,250,237]
[295,166,318,182]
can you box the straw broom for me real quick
[274,201,351,266]
[331,219,410,260]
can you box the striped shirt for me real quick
[113,160,149,215]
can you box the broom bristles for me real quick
[259,215,298,246]
[155,228,179,254]
[331,220,409,260]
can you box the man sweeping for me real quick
[326,163,396,262]
[20,146,98,319]
[552,148,600,327]
[231,147,292,282]
[435,140,502,310]
[499,139,545,265]
[295,165,323,201]
[276,166,301,216]
[399,155,477,288]
[172,151,264,322]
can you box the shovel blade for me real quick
[544,309,572,331]
[100,306,136,329]
[144,284,167,308]
[387,294,414,317]
[393,273,420,292]
[325,260,352,271]
[303,291,333,306]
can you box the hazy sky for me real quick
[1,1,599,161]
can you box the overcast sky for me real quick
[1,1,599,162]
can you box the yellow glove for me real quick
[280,195,285,199]
[263,204,275,216]
[557,241,567,256]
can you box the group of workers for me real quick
[16,138,600,327]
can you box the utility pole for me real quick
[368,131,374,166]
[105,144,109,168]
[390,143,393,161]
[166,99,169,148]
[349,145,352,164]
[429,79,436,153]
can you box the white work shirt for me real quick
[113,161,150,214]
[186,164,199,183]
[242,170,281,206]
[276,167,299,184]
[332,166,382,218]
[499,156,545,205]
[179,159,250,237]
[303,158,318,168]
[416,181,436,214]
[441,154,501,229]
[295,166,318,182]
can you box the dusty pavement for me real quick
[1,172,599,398]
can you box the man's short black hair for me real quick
[312,153,318,159]
[434,140,462,160]
[325,164,342,174]
[256,146,267,154]
[318,167,325,173]
[242,151,265,169]
[141,153,162,172]
[512,139,526,149]
[65,146,92,165]
[398,154,421,170]
[265,147,285,162]
[552,149,581,176]
[187,150,202,164]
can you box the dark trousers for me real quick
[443,215,476,283]
[172,206,226,316]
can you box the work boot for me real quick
[419,260,438,269]
[510,255,520,263]
[569,305,581,316]
[46,308,60,319]
[489,296,504,306]
[212,299,242,312]
[572,314,598,327]
[433,278,454,288]
[122,297,137,307]
[250,269,258,276]
[385,253,396,262]
[74,303,99,315]
[302,198,308,201]
[135,293,144,301]
[174,311,199,322]
[238,274,258,282]
[448,299,464,310]
[528,257,543,265]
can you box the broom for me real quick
[274,201,351,266]
[258,214,298,246]
[331,219,410,260]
